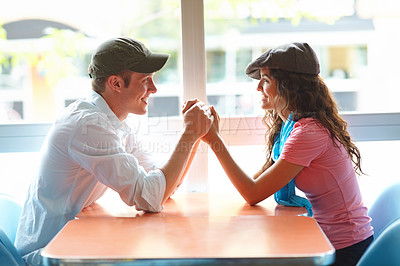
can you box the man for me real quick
[15,37,213,265]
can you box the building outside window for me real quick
[1,0,399,205]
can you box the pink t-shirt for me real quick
[280,118,373,249]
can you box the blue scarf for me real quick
[272,113,313,216]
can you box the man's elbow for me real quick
[135,202,163,213]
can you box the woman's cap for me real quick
[245,42,320,80]
[88,37,170,79]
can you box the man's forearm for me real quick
[174,139,201,192]
[159,131,198,203]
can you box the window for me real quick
[0,0,183,201]
[0,0,182,123]
[1,0,400,204]
[201,0,400,200]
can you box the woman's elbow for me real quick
[246,198,261,206]
[242,189,271,206]
[243,194,262,206]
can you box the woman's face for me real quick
[257,68,278,111]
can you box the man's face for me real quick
[122,72,157,115]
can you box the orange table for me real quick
[42,191,335,265]
[77,190,309,218]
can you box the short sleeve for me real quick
[280,119,329,167]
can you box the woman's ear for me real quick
[107,75,123,93]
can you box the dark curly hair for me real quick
[254,68,363,178]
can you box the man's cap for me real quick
[245,42,320,80]
[88,37,170,79]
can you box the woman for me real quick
[203,42,373,265]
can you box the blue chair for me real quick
[367,182,400,238]
[0,194,24,265]
[357,218,400,266]
[0,193,22,244]
[0,228,25,265]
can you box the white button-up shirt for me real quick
[15,91,166,265]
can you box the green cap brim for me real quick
[130,52,170,74]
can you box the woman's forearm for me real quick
[209,134,260,204]
[208,134,298,205]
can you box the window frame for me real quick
[1,0,400,192]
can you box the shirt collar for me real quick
[89,90,132,134]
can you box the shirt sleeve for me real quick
[68,115,166,212]
[125,132,163,171]
[280,119,329,167]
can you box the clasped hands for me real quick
[181,98,220,144]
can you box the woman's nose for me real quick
[256,80,263,91]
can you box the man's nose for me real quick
[149,81,157,93]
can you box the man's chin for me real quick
[132,109,147,115]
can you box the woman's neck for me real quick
[278,109,292,122]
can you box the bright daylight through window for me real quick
[1,0,400,204]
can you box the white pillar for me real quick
[181,0,209,192]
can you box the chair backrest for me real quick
[367,182,400,238]
[0,228,25,266]
[357,218,400,266]
[0,194,22,244]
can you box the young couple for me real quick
[16,37,373,266]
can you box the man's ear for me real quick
[107,75,123,93]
